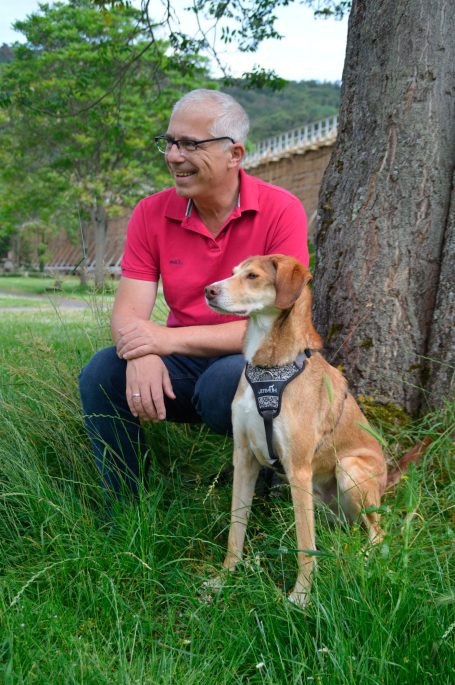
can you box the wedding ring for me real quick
[132,393,141,398]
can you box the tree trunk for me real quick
[78,219,89,287]
[92,205,107,290]
[313,0,455,414]
[426,169,455,407]
[79,260,88,287]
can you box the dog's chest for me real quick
[233,383,287,466]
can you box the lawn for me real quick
[0,274,117,298]
[0,294,55,308]
[0,301,453,684]
[0,274,118,311]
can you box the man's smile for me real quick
[174,171,196,177]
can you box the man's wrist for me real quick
[165,325,186,355]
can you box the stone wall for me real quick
[244,142,334,240]
[38,139,335,272]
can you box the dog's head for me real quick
[204,254,312,316]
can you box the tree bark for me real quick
[78,218,89,287]
[79,260,88,287]
[426,169,455,408]
[313,0,455,414]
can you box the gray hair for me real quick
[171,89,250,144]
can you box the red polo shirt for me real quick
[121,168,308,327]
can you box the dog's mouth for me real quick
[206,300,248,316]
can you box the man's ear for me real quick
[228,143,245,169]
[272,256,312,309]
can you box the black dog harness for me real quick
[245,349,312,467]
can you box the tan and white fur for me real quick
[204,254,389,609]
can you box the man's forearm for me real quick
[110,312,134,346]
[113,314,247,359]
[170,320,247,357]
[110,276,158,347]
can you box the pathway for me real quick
[0,289,91,312]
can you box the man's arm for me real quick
[111,277,172,422]
[112,277,246,360]
[110,277,158,345]
[110,277,246,422]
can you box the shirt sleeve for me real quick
[120,200,160,281]
[266,197,309,267]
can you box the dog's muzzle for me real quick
[204,284,221,304]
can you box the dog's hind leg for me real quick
[288,465,316,609]
[336,455,386,544]
[223,446,261,571]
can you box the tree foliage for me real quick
[177,0,349,85]
[91,0,350,88]
[0,0,209,280]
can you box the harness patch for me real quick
[244,350,312,467]
[245,358,307,418]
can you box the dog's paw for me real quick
[202,575,225,592]
[198,575,225,604]
[287,590,310,610]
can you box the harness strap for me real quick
[263,410,277,466]
[245,348,313,467]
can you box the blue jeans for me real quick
[79,346,244,498]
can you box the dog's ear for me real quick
[271,256,312,309]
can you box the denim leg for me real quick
[79,347,146,498]
[160,354,208,424]
[79,348,212,498]
[193,354,245,434]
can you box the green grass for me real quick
[0,305,454,684]
[0,274,118,298]
[0,295,51,308]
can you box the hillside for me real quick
[0,43,14,64]
[0,41,339,141]
[225,80,340,141]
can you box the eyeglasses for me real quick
[154,135,235,155]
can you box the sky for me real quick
[0,1,349,82]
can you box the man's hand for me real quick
[117,321,175,360]
[126,355,176,421]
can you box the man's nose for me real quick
[166,142,185,162]
[205,284,221,300]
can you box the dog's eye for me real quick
[246,272,258,280]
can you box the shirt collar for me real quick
[237,167,259,213]
[186,191,240,218]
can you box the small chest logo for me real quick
[169,259,183,265]
[258,384,278,395]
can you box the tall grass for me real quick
[0,303,454,684]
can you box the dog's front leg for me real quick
[223,446,260,571]
[288,465,315,609]
[201,446,259,599]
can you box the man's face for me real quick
[165,108,235,200]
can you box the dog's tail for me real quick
[386,437,433,489]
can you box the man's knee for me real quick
[79,346,126,411]
[193,354,244,434]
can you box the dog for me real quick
[204,254,406,609]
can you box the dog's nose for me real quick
[204,284,220,300]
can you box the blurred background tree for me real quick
[0,0,209,286]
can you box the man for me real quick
[79,89,308,497]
